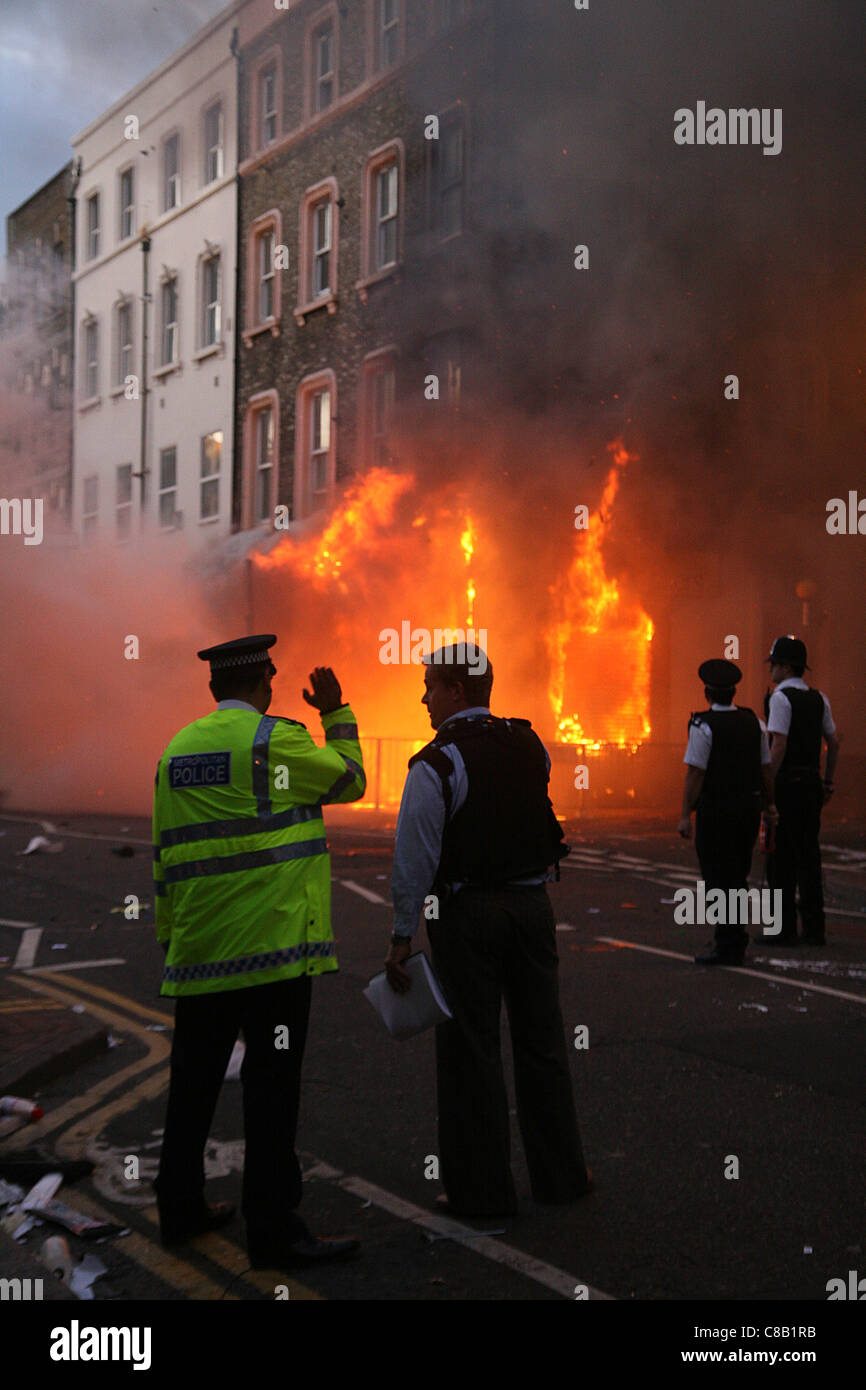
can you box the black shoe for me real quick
[695,942,745,967]
[248,1235,360,1269]
[160,1200,235,1246]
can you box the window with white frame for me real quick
[161,278,178,365]
[200,432,222,521]
[204,102,223,183]
[163,134,180,210]
[374,160,399,269]
[201,254,221,347]
[83,318,99,399]
[116,463,133,538]
[254,406,274,523]
[312,199,331,298]
[119,168,135,240]
[82,474,98,540]
[258,230,275,320]
[261,66,277,145]
[309,388,331,511]
[312,21,335,112]
[116,299,133,385]
[159,446,177,529]
[86,194,100,260]
[376,0,400,69]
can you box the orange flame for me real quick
[546,439,653,750]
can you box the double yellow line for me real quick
[3,970,319,1301]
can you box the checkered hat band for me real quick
[210,649,271,670]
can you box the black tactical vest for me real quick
[775,687,825,780]
[689,707,763,806]
[408,714,568,887]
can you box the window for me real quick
[119,168,135,240]
[245,212,282,340]
[200,432,222,521]
[312,199,331,298]
[262,65,277,145]
[375,161,398,269]
[159,447,177,529]
[161,277,179,365]
[163,134,180,210]
[116,300,133,385]
[83,319,99,399]
[375,0,400,69]
[254,407,274,522]
[259,230,275,320]
[116,463,133,539]
[312,21,335,112]
[204,102,223,182]
[433,113,466,239]
[362,353,396,466]
[82,474,98,541]
[86,194,100,260]
[310,390,330,510]
[295,372,336,518]
[201,254,221,347]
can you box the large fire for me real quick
[249,441,653,805]
[545,440,654,751]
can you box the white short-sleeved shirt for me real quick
[766,678,835,739]
[683,704,771,771]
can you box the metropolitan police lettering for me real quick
[168,751,231,789]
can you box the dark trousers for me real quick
[767,778,825,938]
[427,885,588,1213]
[155,975,312,1242]
[694,800,761,950]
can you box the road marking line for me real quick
[133,1212,321,1302]
[45,1189,240,1300]
[302,1162,610,1300]
[339,879,388,904]
[0,998,66,1013]
[0,974,171,1151]
[0,917,37,928]
[0,814,151,848]
[597,937,866,1005]
[338,1174,610,1300]
[26,957,126,974]
[22,968,175,1026]
[13,927,42,970]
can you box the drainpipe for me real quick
[66,157,82,525]
[230,24,242,535]
[137,232,151,525]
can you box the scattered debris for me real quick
[107,1034,122,1048]
[145,1024,168,1033]
[739,1003,768,1012]
[0,1179,25,1207]
[41,1235,73,1282]
[69,1251,108,1300]
[804,1246,813,1255]
[71,1004,86,1014]
[21,1173,64,1210]
[660,898,678,904]
[586,907,600,914]
[18,836,64,856]
[51,943,68,951]
[32,1196,124,1241]
[0,1096,44,1122]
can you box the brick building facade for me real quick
[3,164,77,520]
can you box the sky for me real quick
[0,0,229,265]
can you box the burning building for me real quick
[0,0,863,818]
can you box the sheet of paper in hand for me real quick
[363,952,453,1040]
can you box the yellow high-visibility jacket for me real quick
[153,703,365,996]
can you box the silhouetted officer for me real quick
[765,636,840,945]
[678,659,776,966]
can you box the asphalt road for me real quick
[2,808,865,1305]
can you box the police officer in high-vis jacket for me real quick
[153,635,365,1269]
[386,643,591,1218]
[765,635,840,945]
[678,658,777,966]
